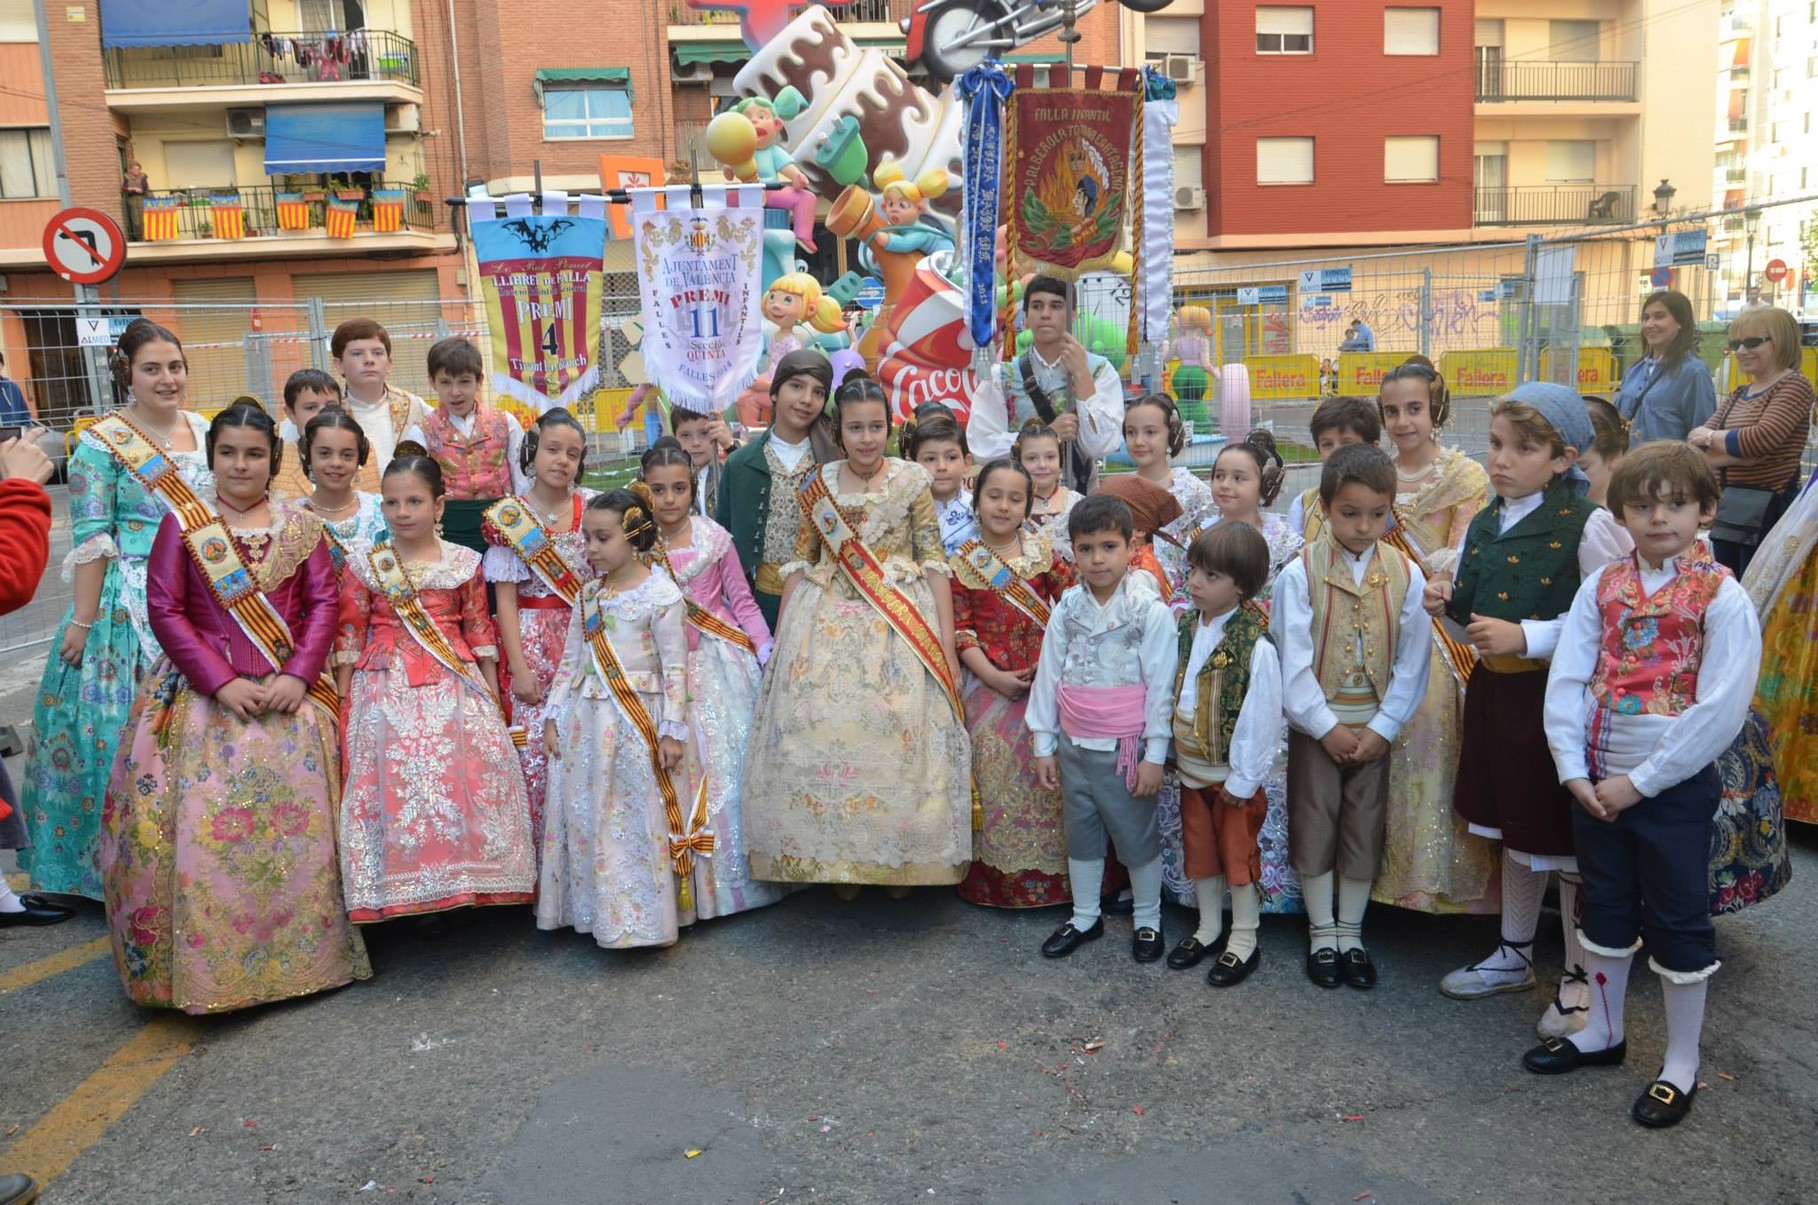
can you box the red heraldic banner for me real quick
[1007,65,1141,276]
[472,212,608,410]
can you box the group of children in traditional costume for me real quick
[14,277,1791,1132]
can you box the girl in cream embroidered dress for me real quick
[540,572,693,948]
[742,459,972,885]
[1372,445,1500,913]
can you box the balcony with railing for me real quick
[104,29,419,93]
[122,183,436,252]
[1475,60,1639,103]
[1474,185,1635,226]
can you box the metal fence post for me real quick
[1419,267,1433,360]
[1516,234,1541,383]
[306,297,328,370]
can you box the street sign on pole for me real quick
[1653,229,1708,269]
[42,207,127,285]
[1764,258,1789,283]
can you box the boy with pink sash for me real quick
[1028,495,1180,963]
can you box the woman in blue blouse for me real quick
[1614,289,1716,445]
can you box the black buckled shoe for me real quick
[0,895,76,926]
[1632,1079,1696,1129]
[1131,926,1165,963]
[1165,934,1224,970]
[1521,1036,1628,1075]
[1306,946,1342,989]
[1339,947,1378,991]
[1205,946,1261,987]
[1040,918,1104,959]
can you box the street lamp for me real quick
[1743,207,1762,304]
[1652,178,1676,216]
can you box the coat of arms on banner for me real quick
[472,212,609,409]
[632,202,764,413]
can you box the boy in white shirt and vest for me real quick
[1529,441,1759,1129]
[1275,444,1430,990]
[1028,494,1180,963]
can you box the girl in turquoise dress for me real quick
[20,321,212,899]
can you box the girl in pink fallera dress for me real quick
[641,440,787,919]
[484,408,595,849]
[335,455,536,922]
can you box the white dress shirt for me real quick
[1027,574,1179,764]
[769,432,812,473]
[1544,558,1760,798]
[1176,608,1283,799]
[967,346,1126,462]
[1274,542,1431,743]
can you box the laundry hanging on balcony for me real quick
[371,188,406,233]
[326,196,360,239]
[209,195,245,240]
[143,197,184,241]
[99,0,250,48]
[276,193,312,231]
[263,102,387,175]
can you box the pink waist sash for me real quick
[1057,683,1147,788]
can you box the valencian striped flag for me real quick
[470,210,608,409]
[325,195,360,239]
[371,187,406,233]
[276,191,311,230]
[142,196,183,241]
[208,194,245,240]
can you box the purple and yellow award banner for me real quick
[628,183,766,415]
[472,210,610,410]
[1008,64,1141,276]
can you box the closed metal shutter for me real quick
[170,277,258,411]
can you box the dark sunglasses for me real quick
[1727,335,1772,351]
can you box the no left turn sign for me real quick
[42,207,127,285]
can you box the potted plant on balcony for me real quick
[285,174,326,204]
[412,171,433,204]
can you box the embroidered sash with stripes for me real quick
[649,540,758,656]
[582,584,714,900]
[94,415,340,722]
[799,471,963,721]
[1382,521,1478,687]
[484,495,587,607]
[365,543,497,700]
[950,538,1053,632]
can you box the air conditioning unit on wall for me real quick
[385,103,422,134]
[226,108,265,138]
[1163,54,1202,86]
[1174,185,1205,211]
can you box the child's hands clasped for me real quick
[1319,724,1360,764]
[1347,730,1391,765]
[986,664,1035,701]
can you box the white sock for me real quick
[1067,857,1105,930]
[1192,876,1226,945]
[1226,883,1261,961]
[1569,948,1632,1054]
[0,884,22,913]
[1302,870,1336,953]
[1554,873,1590,1014]
[1335,876,1373,954]
[1129,857,1164,932]
[1500,850,1546,947]
[1659,977,1709,1094]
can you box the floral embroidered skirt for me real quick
[1754,548,1818,826]
[339,667,536,921]
[21,566,149,899]
[541,689,683,949]
[498,603,572,853]
[1709,708,1792,915]
[101,667,370,1013]
[681,636,787,920]
[955,673,1070,909]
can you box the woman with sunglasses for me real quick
[1614,290,1716,446]
[1688,306,1814,574]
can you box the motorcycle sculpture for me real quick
[905,0,1174,83]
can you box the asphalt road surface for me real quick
[1,827,1813,1204]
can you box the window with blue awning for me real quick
[99,0,252,48]
[264,103,389,175]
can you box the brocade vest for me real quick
[1448,480,1592,627]
[1303,534,1410,722]
[1171,605,1269,771]
[1590,546,1728,719]
[423,404,515,499]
